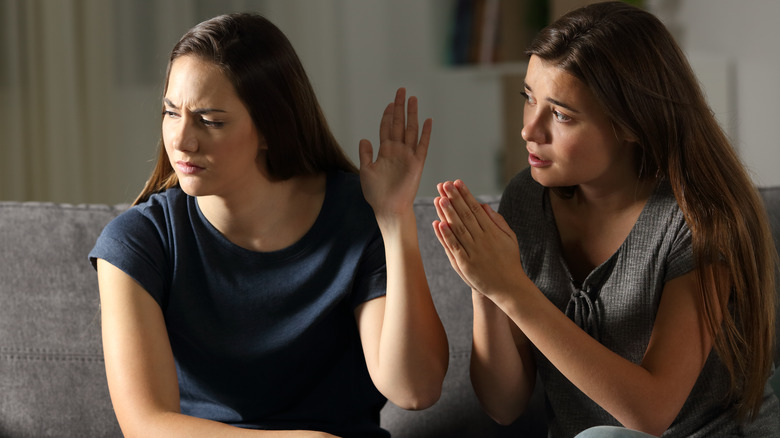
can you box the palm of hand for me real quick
[359,88,432,218]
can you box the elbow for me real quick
[386,382,443,411]
[624,419,670,438]
[473,387,527,426]
[481,398,527,426]
[489,411,522,427]
[619,410,676,437]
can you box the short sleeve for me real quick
[349,228,387,309]
[88,207,169,307]
[664,217,695,282]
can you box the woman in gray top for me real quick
[432,2,779,437]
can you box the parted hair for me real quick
[527,1,776,420]
[135,13,356,205]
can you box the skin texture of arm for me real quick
[97,259,339,438]
[432,180,715,436]
[354,88,449,410]
[470,291,537,425]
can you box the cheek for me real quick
[161,121,174,152]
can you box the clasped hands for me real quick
[433,180,525,301]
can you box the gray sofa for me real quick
[1,189,779,437]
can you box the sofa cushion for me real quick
[0,202,124,437]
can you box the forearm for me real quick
[494,278,699,435]
[470,291,535,425]
[374,210,449,409]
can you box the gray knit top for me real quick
[499,169,780,437]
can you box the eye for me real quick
[552,109,571,122]
[200,118,224,128]
[521,91,536,105]
[163,110,180,119]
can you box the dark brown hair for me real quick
[135,13,356,205]
[527,1,776,420]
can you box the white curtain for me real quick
[0,0,343,204]
[1,0,114,203]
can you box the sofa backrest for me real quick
[759,187,780,366]
[0,202,125,437]
[0,187,778,437]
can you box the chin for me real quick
[529,168,558,187]
[530,168,577,188]
[177,182,209,198]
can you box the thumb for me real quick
[358,139,373,169]
[482,203,513,236]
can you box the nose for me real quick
[521,106,548,145]
[166,118,198,152]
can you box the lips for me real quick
[528,153,552,168]
[175,160,205,175]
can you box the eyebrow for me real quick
[524,82,580,113]
[163,98,227,115]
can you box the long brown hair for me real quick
[134,13,356,205]
[527,1,776,420]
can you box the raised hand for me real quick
[433,180,527,300]
[359,88,432,222]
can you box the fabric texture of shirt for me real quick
[499,168,780,437]
[89,171,389,437]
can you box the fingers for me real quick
[358,139,374,169]
[405,95,419,147]
[432,220,474,289]
[379,88,430,153]
[436,195,474,248]
[482,203,515,238]
[391,87,406,142]
[417,118,432,161]
[434,196,471,257]
[378,102,394,144]
[440,180,493,234]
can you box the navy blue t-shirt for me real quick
[90,171,389,437]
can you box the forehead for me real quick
[526,55,604,112]
[526,56,587,98]
[165,55,238,105]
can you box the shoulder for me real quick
[499,168,543,220]
[328,170,363,200]
[633,179,694,279]
[640,180,689,242]
[97,188,193,251]
[325,171,375,222]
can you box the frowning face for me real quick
[162,55,265,198]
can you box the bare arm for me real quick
[355,88,449,410]
[97,259,339,438]
[433,180,714,436]
[432,193,536,423]
[470,291,536,425]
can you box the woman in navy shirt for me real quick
[91,13,447,437]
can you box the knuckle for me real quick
[452,223,468,236]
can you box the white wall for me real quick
[296,0,780,194]
[103,0,780,201]
[646,0,780,186]
[3,0,776,204]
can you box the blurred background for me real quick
[1,0,778,205]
